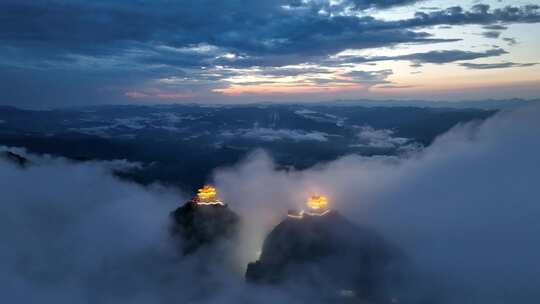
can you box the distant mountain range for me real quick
[310,98,540,109]
[0,104,496,190]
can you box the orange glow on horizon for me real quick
[125,90,196,100]
[213,83,363,96]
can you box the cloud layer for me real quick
[1,104,540,303]
[214,104,540,302]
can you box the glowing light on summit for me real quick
[194,185,224,205]
[197,185,217,201]
[288,194,331,219]
[306,195,328,211]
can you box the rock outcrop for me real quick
[170,186,239,255]
[0,150,29,167]
[246,210,404,302]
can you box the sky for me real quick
[1,0,539,108]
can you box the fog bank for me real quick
[1,105,539,303]
[215,105,540,303]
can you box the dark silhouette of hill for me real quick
[0,150,29,167]
[170,190,240,255]
[246,210,405,302]
[0,104,495,190]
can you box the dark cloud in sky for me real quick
[502,37,518,45]
[404,4,540,28]
[460,62,538,69]
[332,48,508,65]
[482,30,502,38]
[397,48,507,63]
[343,69,394,85]
[348,0,420,10]
[0,1,438,62]
[270,0,422,13]
[482,24,508,30]
[3,2,536,62]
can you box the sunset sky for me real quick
[1,0,539,107]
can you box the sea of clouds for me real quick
[1,104,539,303]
